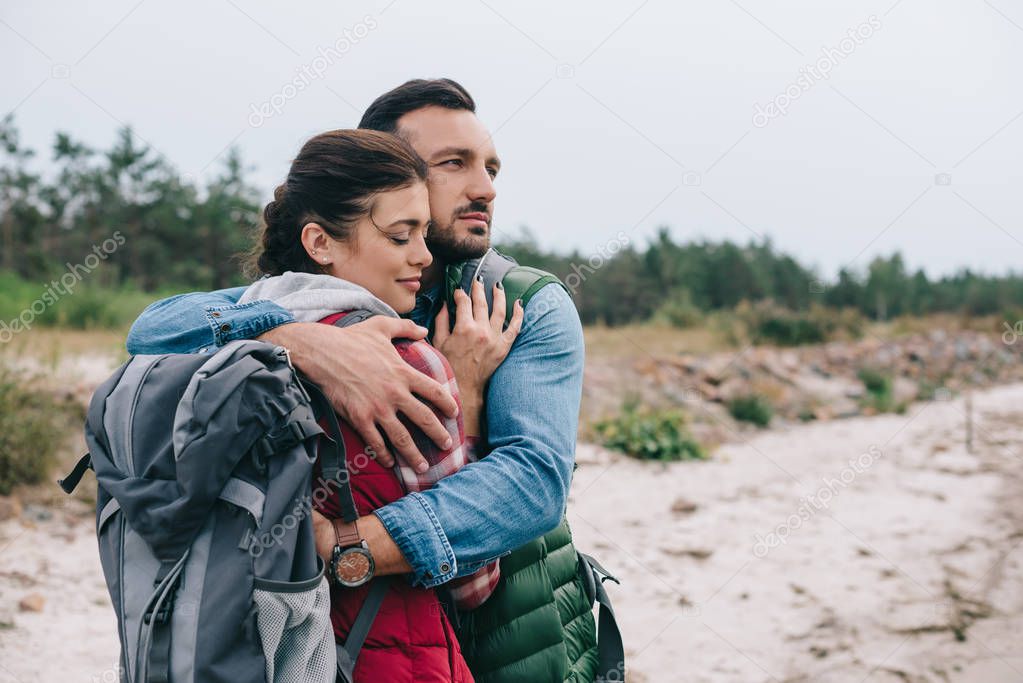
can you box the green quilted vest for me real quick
[454,518,600,683]
[442,251,601,682]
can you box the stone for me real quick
[18,593,45,612]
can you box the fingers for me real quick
[352,418,394,468]
[362,316,428,341]
[379,415,429,474]
[398,393,454,456]
[503,299,524,344]
[433,303,450,345]
[489,282,507,331]
[408,368,459,419]
[470,277,488,322]
[453,289,473,330]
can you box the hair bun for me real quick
[262,183,288,229]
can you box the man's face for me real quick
[396,106,500,264]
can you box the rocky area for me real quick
[582,328,1023,447]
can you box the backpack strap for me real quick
[137,552,189,683]
[578,552,625,682]
[332,309,379,329]
[335,576,395,682]
[443,248,569,328]
[299,378,359,524]
[57,452,93,494]
[446,248,517,316]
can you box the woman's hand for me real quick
[433,279,524,427]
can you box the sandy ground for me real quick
[1,384,1021,682]
[567,383,1023,682]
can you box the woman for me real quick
[240,129,523,682]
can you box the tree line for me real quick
[2,117,1021,327]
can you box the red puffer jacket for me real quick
[312,312,476,683]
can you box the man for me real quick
[126,79,584,590]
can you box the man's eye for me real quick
[487,167,498,178]
[440,159,462,168]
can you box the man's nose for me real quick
[466,164,496,205]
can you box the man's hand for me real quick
[258,318,457,472]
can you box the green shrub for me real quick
[857,367,902,413]
[916,378,950,402]
[733,301,865,347]
[595,402,706,461]
[0,365,74,494]
[0,270,170,331]
[655,289,704,329]
[727,394,774,427]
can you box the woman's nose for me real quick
[411,233,433,268]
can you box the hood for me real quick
[238,271,399,322]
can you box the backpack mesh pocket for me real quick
[252,572,335,683]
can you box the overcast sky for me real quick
[3,0,1022,278]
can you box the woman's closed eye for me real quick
[387,220,432,245]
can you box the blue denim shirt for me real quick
[126,280,584,587]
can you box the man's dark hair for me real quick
[359,78,476,133]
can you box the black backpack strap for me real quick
[57,452,93,494]
[335,576,394,682]
[299,377,359,525]
[331,309,379,329]
[580,552,626,682]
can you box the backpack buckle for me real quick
[144,596,175,625]
[143,568,182,625]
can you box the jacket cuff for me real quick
[204,300,294,350]
[373,492,457,588]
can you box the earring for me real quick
[311,249,317,255]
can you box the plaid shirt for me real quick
[316,312,500,611]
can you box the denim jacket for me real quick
[125,281,584,587]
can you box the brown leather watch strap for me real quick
[332,518,361,548]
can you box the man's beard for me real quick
[426,205,491,263]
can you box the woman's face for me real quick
[302,182,433,314]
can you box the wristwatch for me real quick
[329,518,375,588]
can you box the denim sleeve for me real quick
[374,283,583,587]
[125,287,295,355]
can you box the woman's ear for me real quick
[300,222,333,265]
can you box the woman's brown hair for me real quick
[248,129,428,277]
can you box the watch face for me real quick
[333,547,374,587]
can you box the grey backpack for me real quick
[60,339,387,683]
